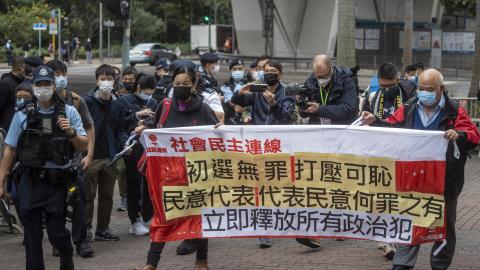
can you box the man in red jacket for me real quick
[362,69,480,270]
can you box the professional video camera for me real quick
[284,82,317,110]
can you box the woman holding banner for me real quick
[134,61,218,270]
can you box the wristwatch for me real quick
[66,128,77,138]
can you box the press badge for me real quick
[320,118,332,125]
[42,118,53,134]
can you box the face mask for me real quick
[55,76,68,91]
[123,82,136,92]
[417,90,437,107]
[16,97,31,108]
[33,86,53,102]
[253,71,264,82]
[137,91,152,101]
[408,76,416,81]
[263,73,279,86]
[212,64,220,74]
[173,86,192,101]
[98,80,114,95]
[317,77,331,88]
[231,71,244,81]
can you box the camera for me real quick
[284,83,317,110]
[250,84,268,93]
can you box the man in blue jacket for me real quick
[300,54,358,125]
[231,59,295,125]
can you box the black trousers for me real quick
[70,169,87,245]
[124,144,153,224]
[17,170,74,270]
[147,239,208,267]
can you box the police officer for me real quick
[197,52,224,123]
[0,65,88,270]
[152,58,173,101]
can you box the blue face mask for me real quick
[55,76,68,91]
[231,70,244,81]
[137,91,152,101]
[417,90,437,106]
[16,97,32,109]
[253,70,264,82]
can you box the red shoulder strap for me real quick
[157,98,172,128]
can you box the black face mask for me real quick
[263,73,279,86]
[173,86,192,101]
[382,84,399,98]
[123,82,135,92]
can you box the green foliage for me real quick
[441,0,476,16]
[0,1,52,47]
[0,0,233,47]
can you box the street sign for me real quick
[49,18,57,34]
[33,23,47,31]
[104,20,115,27]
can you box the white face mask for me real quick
[212,64,220,74]
[318,77,331,88]
[98,80,114,95]
[33,86,54,102]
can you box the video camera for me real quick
[284,83,317,110]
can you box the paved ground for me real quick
[1,155,479,270]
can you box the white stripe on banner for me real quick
[201,207,413,244]
[141,125,448,161]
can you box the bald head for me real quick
[418,68,444,88]
[418,68,445,108]
[312,55,331,77]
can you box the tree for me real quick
[336,0,356,67]
[469,0,480,98]
[0,2,51,47]
[402,0,413,67]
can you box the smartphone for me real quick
[250,84,268,93]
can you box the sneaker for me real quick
[95,229,119,241]
[384,243,397,260]
[295,238,321,249]
[117,197,128,211]
[76,240,95,258]
[176,239,196,255]
[141,217,151,228]
[257,238,272,249]
[130,219,149,236]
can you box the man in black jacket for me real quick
[83,64,122,242]
[300,54,358,125]
[362,63,416,121]
[0,57,25,132]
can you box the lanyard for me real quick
[319,83,331,105]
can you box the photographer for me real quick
[299,54,358,125]
[231,60,294,125]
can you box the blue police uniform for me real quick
[5,65,86,270]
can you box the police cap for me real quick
[200,52,219,65]
[32,65,55,84]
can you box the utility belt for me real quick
[20,166,76,188]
